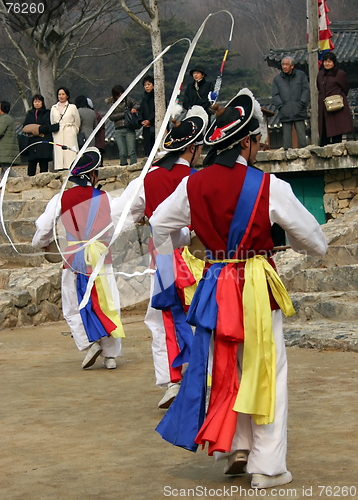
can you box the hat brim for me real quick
[189,68,207,78]
[70,147,101,176]
[204,93,254,146]
[163,114,206,152]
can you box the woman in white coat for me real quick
[50,87,80,170]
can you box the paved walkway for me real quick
[1,316,358,500]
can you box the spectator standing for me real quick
[50,87,80,170]
[139,75,155,156]
[272,56,309,149]
[75,95,97,148]
[87,98,105,163]
[317,52,353,146]
[22,94,55,176]
[108,85,139,166]
[0,101,19,178]
[183,66,214,121]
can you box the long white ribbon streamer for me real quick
[79,10,234,309]
[0,11,234,286]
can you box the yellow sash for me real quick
[69,240,125,338]
[209,254,295,425]
[181,246,205,306]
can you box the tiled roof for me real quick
[265,22,358,71]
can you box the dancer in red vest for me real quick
[150,89,327,489]
[33,148,124,370]
[111,106,208,408]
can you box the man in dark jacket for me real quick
[183,66,214,121]
[0,101,19,178]
[272,56,310,149]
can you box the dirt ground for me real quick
[1,316,358,500]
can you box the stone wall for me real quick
[256,141,358,219]
[3,160,147,201]
[3,143,358,329]
[0,266,62,328]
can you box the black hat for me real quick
[189,66,207,78]
[204,88,262,146]
[163,105,208,152]
[69,147,101,186]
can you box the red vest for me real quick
[144,164,191,218]
[187,162,274,257]
[61,187,113,267]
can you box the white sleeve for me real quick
[269,175,328,256]
[110,177,146,230]
[32,194,61,248]
[150,177,191,254]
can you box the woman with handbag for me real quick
[22,94,57,176]
[317,52,353,146]
[50,87,80,170]
[108,85,139,166]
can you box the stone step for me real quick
[304,244,358,267]
[283,318,358,352]
[0,243,47,268]
[275,244,358,278]
[0,219,37,244]
[1,199,48,221]
[287,291,358,322]
[282,264,358,293]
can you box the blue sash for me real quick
[151,253,193,366]
[156,166,264,451]
[151,166,198,366]
[71,188,109,343]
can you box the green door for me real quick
[288,176,326,224]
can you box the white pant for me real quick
[144,274,170,387]
[62,267,122,358]
[215,310,288,476]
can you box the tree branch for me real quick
[62,0,117,39]
[0,60,30,110]
[0,18,30,65]
[119,0,151,33]
[140,0,154,19]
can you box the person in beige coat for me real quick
[50,87,81,170]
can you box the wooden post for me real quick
[307,0,319,146]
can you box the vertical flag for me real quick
[318,0,334,66]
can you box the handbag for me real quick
[52,103,68,131]
[77,131,86,146]
[324,95,344,112]
[18,133,30,156]
[22,123,41,136]
[124,98,141,130]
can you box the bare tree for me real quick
[118,0,166,131]
[0,0,121,109]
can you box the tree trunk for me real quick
[37,52,57,107]
[149,0,166,135]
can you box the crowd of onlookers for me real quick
[1,54,354,178]
[0,66,214,177]
[0,73,161,177]
[272,52,353,149]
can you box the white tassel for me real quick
[169,103,184,121]
[238,88,263,123]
